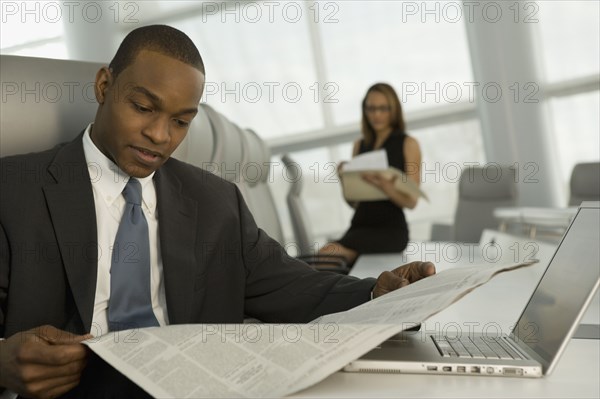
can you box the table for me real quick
[494,206,578,240]
[291,233,600,398]
[292,339,599,398]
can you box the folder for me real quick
[340,167,429,202]
[339,149,428,202]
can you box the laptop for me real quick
[344,202,600,378]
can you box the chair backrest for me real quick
[281,154,314,255]
[170,104,215,167]
[454,165,517,242]
[239,128,284,243]
[569,162,600,206]
[0,55,103,157]
[1,55,285,246]
[203,105,244,182]
[1,55,215,167]
[200,105,285,242]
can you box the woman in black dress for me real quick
[319,83,422,266]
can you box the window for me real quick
[535,0,600,202]
[320,1,474,125]
[408,119,485,238]
[536,0,600,82]
[170,5,324,139]
[0,0,66,58]
[548,92,600,192]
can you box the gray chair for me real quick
[202,105,244,183]
[0,55,103,157]
[238,127,284,242]
[281,154,315,256]
[569,162,600,206]
[199,126,347,272]
[1,55,216,169]
[431,165,517,243]
[170,104,216,167]
[281,154,349,273]
[200,109,286,244]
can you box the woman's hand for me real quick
[361,171,418,209]
[361,172,397,196]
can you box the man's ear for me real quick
[94,67,113,105]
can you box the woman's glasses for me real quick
[364,105,391,114]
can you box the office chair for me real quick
[191,113,347,273]
[0,55,216,170]
[202,105,245,183]
[569,162,600,206]
[281,154,350,273]
[431,165,517,243]
[0,55,103,157]
[492,162,598,242]
[238,127,285,242]
[170,105,216,167]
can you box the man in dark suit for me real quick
[0,25,435,398]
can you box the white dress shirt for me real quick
[82,124,169,336]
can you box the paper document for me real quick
[342,149,389,172]
[339,149,428,202]
[85,260,536,398]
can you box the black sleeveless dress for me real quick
[337,131,409,253]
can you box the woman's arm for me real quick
[339,140,362,209]
[362,136,422,209]
[352,140,361,157]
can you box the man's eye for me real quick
[175,119,190,128]
[133,103,151,113]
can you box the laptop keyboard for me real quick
[433,336,524,360]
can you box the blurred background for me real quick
[1,0,598,245]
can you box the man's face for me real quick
[92,50,205,178]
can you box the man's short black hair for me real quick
[109,24,205,78]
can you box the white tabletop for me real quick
[349,232,599,328]
[494,207,578,224]
[494,206,579,216]
[292,339,599,398]
[291,233,600,398]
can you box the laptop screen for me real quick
[511,204,600,369]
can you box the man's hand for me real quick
[373,261,436,298]
[0,325,91,399]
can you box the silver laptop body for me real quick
[344,202,600,378]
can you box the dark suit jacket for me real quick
[0,134,375,338]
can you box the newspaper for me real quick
[84,260,536,398]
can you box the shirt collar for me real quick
[82,123,156,213]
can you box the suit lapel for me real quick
[41,138,207,329]
[155,165,201,324]
[43,135,98,332]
